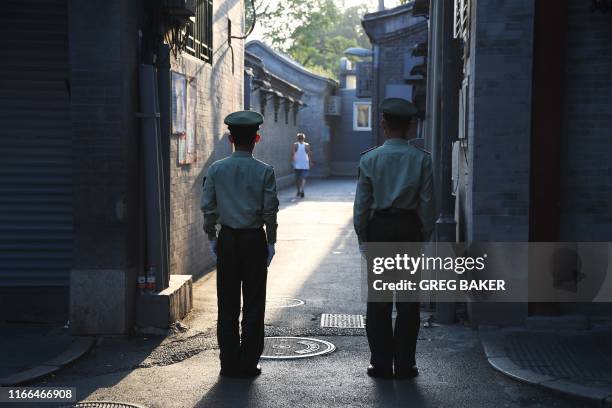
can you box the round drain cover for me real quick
[266,297,304,308]
[59,403,146,408]
[261,336,336,359]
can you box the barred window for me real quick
[186,0,213,63]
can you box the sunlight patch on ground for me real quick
[265,199,357,318]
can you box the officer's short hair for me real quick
[229,125,259,147]
[297,133,306,139]
[383,113,412,132]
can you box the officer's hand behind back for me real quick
[359,243,367,258]
[209,240,218,262]
[266,244,275,266]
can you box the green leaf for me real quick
[256,0,371,79]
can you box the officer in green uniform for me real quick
[201,110,279,378]
[353,98,435,379]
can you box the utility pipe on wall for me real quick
[138,64,166,293]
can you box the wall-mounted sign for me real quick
[171,71,187,134]
[178,77,198,165]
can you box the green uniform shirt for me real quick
[201,151,279,243]
[353,138,435,243]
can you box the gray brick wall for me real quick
[465,0,535,242]
[168,0,245,277]
[329,88,373,176]
[296,91,332,178]
[362,4,428,145]
[373,26,428,144]
[246,41,337,178]
[560,0,612,241]
[69,0,142,269]
[249,90,298,189]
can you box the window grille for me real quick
[185,0,213,63]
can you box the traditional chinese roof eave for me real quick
[362,2,427,44]
[246,40,339,88]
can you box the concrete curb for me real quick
[0,336,95,386]
[479,327,612,407]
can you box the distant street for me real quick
[34,179,586,408]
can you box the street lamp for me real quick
[343,48,373,59]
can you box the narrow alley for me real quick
[31,180,585,408]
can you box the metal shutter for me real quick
[0,0,72,287]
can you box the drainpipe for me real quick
[373,44,382,146]
[434,0,459,323]
[138,64,165,293]
[156,44,171,291]
[438,0,459,240]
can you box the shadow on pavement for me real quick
[0,323,94,386]
[195,377,257,408]
[373,380,427,408]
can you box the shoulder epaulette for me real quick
[360,146,378,156]
[408,139,431,155]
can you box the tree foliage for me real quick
[256,0,371,79]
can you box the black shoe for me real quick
[296,192,301,197]
[367,364,393,379]
[395,366,419,379]
[239,364,262,378]
[300,192,305,198]
[219,368,241,378]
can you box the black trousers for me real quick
[366,210,422,371]
[216,226,268,373]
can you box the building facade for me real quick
[244,51,304,188]
[167,1,245,291]
[0,0,246,333]
[424,0,612,324]
[362,3,429,146]
[329,58,374,176]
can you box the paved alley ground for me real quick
[31,179,588,408]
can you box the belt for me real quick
[373,208,417,216]
[220,225,263,232]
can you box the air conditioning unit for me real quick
[325,96,342,116]
[163,0,196,18]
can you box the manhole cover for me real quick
[261,337,336,359]
[266,297,304,308]
[59,403,146,408]
[321,313,365,328]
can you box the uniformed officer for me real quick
[201,110,279,378]
[353,98,435,379]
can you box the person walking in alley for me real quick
[201,111,279,378]
[353,98,435,379]
[291,132,313,198]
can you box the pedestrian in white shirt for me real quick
[291,133,314,198]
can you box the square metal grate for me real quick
[320,314,365,329]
